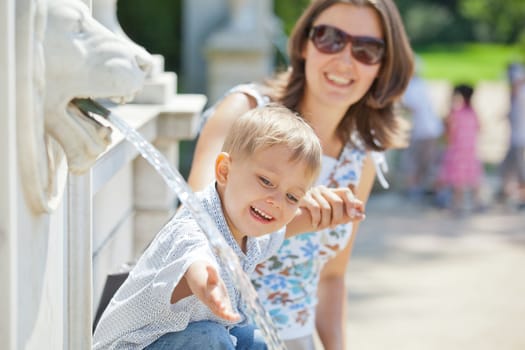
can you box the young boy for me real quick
[93,104,327,349]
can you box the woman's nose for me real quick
[337,45,354,66]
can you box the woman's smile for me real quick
[325,72,353,87]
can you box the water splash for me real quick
[106,112,286,349]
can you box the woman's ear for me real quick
[215,152,231,186]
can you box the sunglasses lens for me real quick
[352,38,385,65]
[310,25,384,65]
[311,25,346,54]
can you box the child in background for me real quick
[435,84,484,214]
[93,104,364,350]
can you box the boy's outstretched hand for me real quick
[185,261,241,322]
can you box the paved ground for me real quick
[344,187,525,350]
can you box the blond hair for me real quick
[222,103,322,181]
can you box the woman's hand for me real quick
[286,185,365,236]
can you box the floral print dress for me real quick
[251,144,368,339]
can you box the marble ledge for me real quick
[91,93,206,195]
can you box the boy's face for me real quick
[216,144,314,245]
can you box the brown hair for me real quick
[222,103,322,181]
[264,0,414,150]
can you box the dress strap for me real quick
[370,151,390,189]
[228,83,270,107]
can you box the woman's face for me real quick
[302,3,383,112]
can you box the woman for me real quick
[188,0,413,348]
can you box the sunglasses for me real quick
[308,25,385,65]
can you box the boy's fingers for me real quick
[211,299,240,321]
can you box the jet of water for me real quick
[73,98,287,350]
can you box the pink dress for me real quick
[437,106,483,187]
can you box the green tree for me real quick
[459,0,525,43]
[273,0,310,35]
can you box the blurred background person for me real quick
[498,62,525,210]
[399,57,444,202]
[435,84,485,215]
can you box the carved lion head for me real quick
[17,0,152,213]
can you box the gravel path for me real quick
[345,190,525,350]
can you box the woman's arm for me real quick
[188,92,257,190]
[285,186,365,238]
[315,154,376,350]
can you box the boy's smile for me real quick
[250,206,274,222]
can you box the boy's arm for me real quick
[171,260,240,322]
[170,275,192,303]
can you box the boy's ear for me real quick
[215,152,231,185]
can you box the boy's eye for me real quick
[286,193,299,203]
[259,176,272,187]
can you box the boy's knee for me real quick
[187,321,234,349]
[147,321,234,350]
[230,324,268,350]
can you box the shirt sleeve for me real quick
[150,219,218,309]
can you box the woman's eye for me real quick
[286,193,299,203]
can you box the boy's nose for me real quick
[266,195,281,209]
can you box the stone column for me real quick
[205,0,275,102]
[0,0,18,348]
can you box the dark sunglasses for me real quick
[308,25,385,65]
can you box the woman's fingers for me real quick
[299,186,366,231]
[333,188,366,221]
[309,186,337,229]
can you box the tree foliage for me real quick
[115,0,524,77]
[459,0,525,43]
[274,0,524,45]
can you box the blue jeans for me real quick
[145,321,267,350]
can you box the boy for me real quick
[93,104,327,349]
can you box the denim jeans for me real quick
[145,321,267,350]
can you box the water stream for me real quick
[82,100,286,349]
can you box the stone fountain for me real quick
[0,0,205,348]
